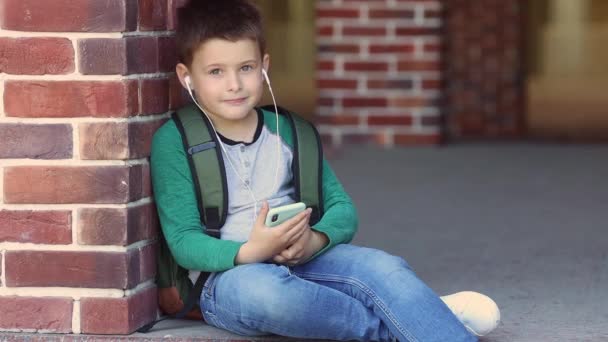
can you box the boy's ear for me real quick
[262,54,270,73]
[176,63,190,90]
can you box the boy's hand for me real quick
[272,227,329,267]
[235,201,311,265]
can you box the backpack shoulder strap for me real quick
[261,105,324,224]
[172,104,228,237]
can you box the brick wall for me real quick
[0,0,187,334]
[443,0,525,139]
[315,0,444,147]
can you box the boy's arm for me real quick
[308,159,359,259]
[151,120,244,272]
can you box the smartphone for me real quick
[265,202,306,227]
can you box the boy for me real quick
[150,1,499,341]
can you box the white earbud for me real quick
[262,68,270,84]
[184,75,192,90]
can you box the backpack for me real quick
[139,104,324,332]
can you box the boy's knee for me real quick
[217,263,294,317]
[349,246,413,274]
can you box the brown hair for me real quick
[176,0,266,67]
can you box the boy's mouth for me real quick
[223,97,248,105]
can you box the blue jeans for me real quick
[200,244,477,342]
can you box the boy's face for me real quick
[177,38,269,124]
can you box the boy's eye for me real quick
[241,65,253,72]
[209,69,221,75]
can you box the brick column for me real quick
[315,0,443,147]
[0,0,187,334]
[443,0,525,139]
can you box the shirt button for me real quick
[245,180,250,185]
[244,161,250,167]
[240,146,245,152]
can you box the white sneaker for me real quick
[440,291,500,336]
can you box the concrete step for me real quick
[0,319,330,341]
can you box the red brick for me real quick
[126,37,159,74]
[77,203,159,246]
[3,166,135,204]
[130,164,148,199]
[343,98,387,108]
[315,115,360,125]
[316,9,359,18]
[423,79,442,90]
[0,0,135,32]
[4,81,138,118]
[424,42,442,53]
[368,79,413,90]
[138,0,167,31]
[79,122,129,160]
[317,26,334,36]
[139,243,157,282]
[390,97,432,108]
[396,27,441,36]
[141,163,152,197]
[78,120,155,159]
[394,133,441,145]
[317,79,358,90]
[318,44,360,54]
[369,43,415,54]
[169,74,189,110]
[344,62,388,72]
[368,115,413,126]
[458,113,485,135]
[343,26,386,36]
[0,297,72,333]
[167,0,189,31]
[425,9,442,19]
[369,10,415,19]
[317,60,335,71]
[78,39,127,75]
[159,36,177,72]
[80,286,157,334]
[0,124,72,159]
[0,38,74,75]
[130,120,167,159]
[141,78,170,115]
[397,60,440,71]
[78,208,128,245]
[5,250,139,289]
[0,210,71,244]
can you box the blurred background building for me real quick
[255,0,608,146]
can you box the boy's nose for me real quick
[226,71,243,92]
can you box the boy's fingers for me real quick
[256,201,269,225]
[282,246,303,261]
[280,250,293,260]
[275,208,311,233]
[285,217,307,238]
[285,221,308,244]
[273,255,287,263]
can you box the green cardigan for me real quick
[150,107,358,273]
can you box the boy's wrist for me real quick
[312,230,329,252]
[235,242,257,265]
